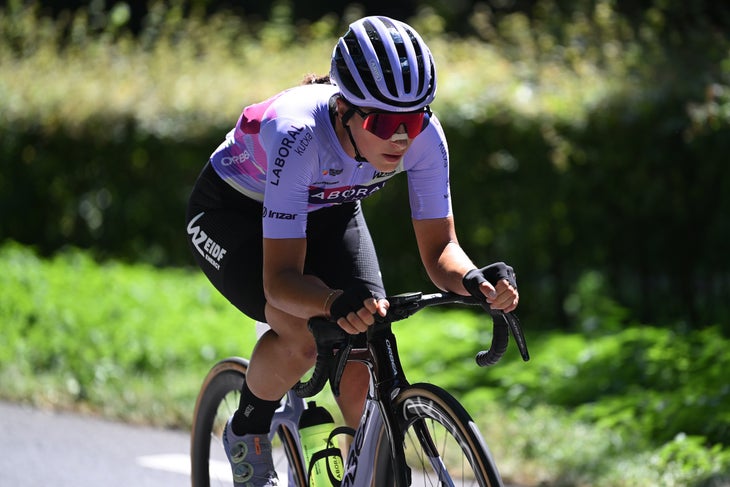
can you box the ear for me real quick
[337,98,357,126]
[334,96,348,118]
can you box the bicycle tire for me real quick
[376,382,503,487]
[190,357,307,487]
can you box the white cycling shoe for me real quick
[222,418,279,487]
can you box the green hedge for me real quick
[2,1,729,330]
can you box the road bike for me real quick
[190,290,530,486]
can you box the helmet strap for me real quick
[341,107,368,163]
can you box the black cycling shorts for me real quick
[185,162,386,323]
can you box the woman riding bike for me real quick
[185,15,519,487]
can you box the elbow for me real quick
[423,263,449,292]
[262,273,279,307]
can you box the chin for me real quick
[373,157,402,170]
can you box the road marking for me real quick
[136,454,191,476]
[137,453,290,485]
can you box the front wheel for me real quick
[190,357,307,487]
[381,383,504,487]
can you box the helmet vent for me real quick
[330,16,437,111]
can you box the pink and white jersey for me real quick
[210,83,452,238]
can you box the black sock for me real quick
[231,380,281,435]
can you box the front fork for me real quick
[368,323,412,487]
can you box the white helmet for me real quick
[331,16,437,112]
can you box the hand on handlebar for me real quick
[329,284,389,334]
[462,262,519,313]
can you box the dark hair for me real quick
[301,73,332,85]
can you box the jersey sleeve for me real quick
[260,117,318,239]
[405,116,453,220]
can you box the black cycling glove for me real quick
[329,283,375,322]
[462,262,517,302]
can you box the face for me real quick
[337,100,431,172]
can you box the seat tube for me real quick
[269,390,306,466]
[270,389,306,443]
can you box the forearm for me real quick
[263,270,340,319]
[413,217,477,295]
[424,240,476,295]
[262,238,342,319]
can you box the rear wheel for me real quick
[379,383,503,487]
[190,357,307,487]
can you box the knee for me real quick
[264,305,317,365]
[282,335,317,364]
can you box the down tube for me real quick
[341,400,385,487]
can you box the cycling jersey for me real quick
[210,83,452,239]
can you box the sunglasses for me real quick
[349,105,432,140]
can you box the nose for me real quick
[389,125,409,147]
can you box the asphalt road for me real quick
[0,401,192,487]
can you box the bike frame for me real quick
[347,320,413,486]
[269,321,414,487]
[269,390,306,486]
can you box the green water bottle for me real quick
[299,401,344,487]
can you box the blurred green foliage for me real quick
[1,0,729,331]
[489,325,730,445]
[0,241,258,424]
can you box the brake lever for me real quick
[504,311,530,362]
[329,336,354,397]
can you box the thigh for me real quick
[304,201,386,298]
[186,163,267,322]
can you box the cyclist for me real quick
[186,15,519,487]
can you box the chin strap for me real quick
[341,108,368,163]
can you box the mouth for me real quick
[382,153,403,163]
